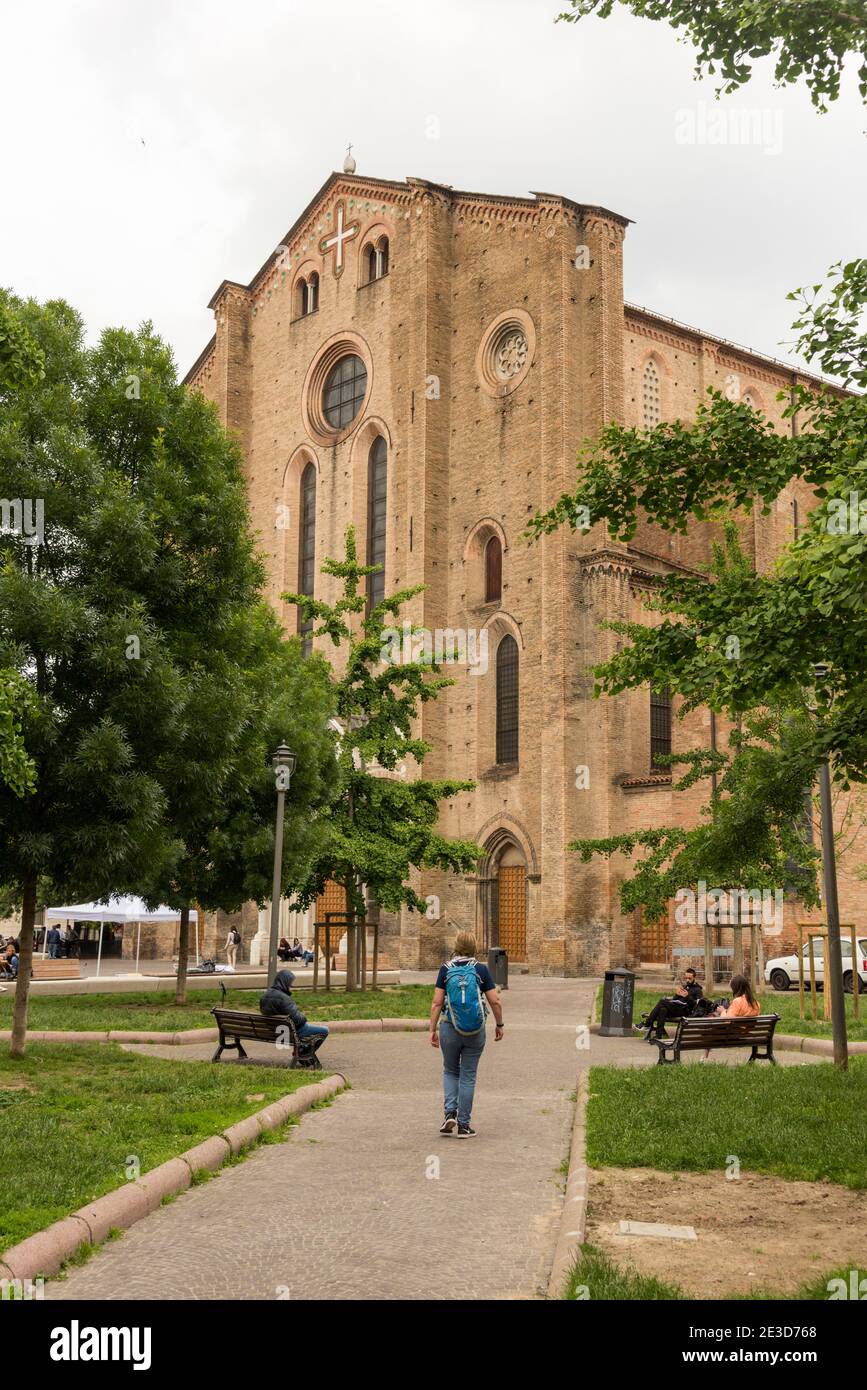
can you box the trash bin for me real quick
[487,947,508,990]
[599,967,635,1036]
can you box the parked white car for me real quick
[765,937,867,993]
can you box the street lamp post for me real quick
[267,743,297,985]
[812,664,848,1071]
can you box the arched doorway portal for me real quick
[477,833,528,961]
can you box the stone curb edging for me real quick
[0,1018,429,1045]
[587,1021,867,1055]
[0,1072,347,1284]
[546,1072,589,1300]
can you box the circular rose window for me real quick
[301,333,373,444]
[476,310,536,397]
[323,354,368,429]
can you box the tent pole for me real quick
[136,922,141,975]
[96,921,104,978]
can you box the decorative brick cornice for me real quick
[619,773,673,791]
[625,302,847,397]
[184,334,216,390]
[578,546,707,592]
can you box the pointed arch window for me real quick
[485,534,502,603]
[642,358,661,429]
[367,436,387,611]
[496,635,519,765]
[298,462,316,656]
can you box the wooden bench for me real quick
[210,1008,321,1069]
[31,959,81,980]
[652,1013,780,1065]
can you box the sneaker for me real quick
[439,1113,457,1135]
[455,1124,476,1138]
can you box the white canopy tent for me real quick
[45,897,199,976]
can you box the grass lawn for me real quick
[564,1244,867,1301]
[0,984,431,1034]
[602,986,867,1043]
[0,1043,324,1254]
[586,1059,867,1189]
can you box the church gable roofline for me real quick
[205,171,632,310]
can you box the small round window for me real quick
[323,354,368,429]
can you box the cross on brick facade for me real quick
[320,200,359,277]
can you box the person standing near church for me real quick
[225,926,241,968]
[429,932,504,1138]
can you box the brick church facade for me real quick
[184,167,865,976]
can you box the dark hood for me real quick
[272,970,296,993]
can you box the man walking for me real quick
[430,932,503,1137]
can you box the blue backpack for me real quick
[444,958,485,1035]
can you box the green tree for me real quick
[0,294,334,1051]
[283,528,480,987]
[528,380,867,782]
[0,670,36,798]
[571,708,821,940]
[139,604,337,1004]
[0,298,43,797]
[557,1,867,110]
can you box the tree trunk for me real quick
[10,875,38,1058]
[175,903,190,1006]
[343,878,357,992]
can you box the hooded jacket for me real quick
[259,970,308,1030]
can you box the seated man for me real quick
[259,969,328,1065]
[638,967,703,1041]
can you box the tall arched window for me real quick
[295,276,307,319]
[484,535,502,603]
[367,436,387,611]
[298,462,316,656]
[650,685,672,768]
[306,272,319,314]
[496,635,519,765]
[642,359,661,429]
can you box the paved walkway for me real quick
[44,978,816,1302]
[46,975,598,1301]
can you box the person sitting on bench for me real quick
[639,968,703,1041]
[259,970,328,1059]
[712,974,760,1019]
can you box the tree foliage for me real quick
[571,710,821,922]
[0,292,336,1043]
[557,1,867,110]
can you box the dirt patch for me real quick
[587,1166,866,1299]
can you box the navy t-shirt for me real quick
[435,957,495,992]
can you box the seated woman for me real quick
[277,937,292,962]
[701,974,760,1060]
[713,974,761,1018]
[293,938,314,965]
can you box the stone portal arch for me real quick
[476,826,532,961]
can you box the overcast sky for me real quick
[2,0,863,378]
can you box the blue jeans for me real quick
[439,1019,486,1127]
[297,1022,328,1052]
